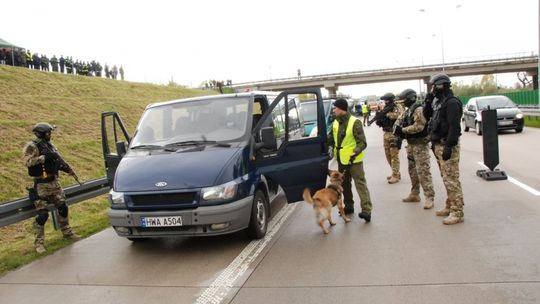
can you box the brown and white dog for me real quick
[303,170,350,234]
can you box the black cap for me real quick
[333,99,348,111]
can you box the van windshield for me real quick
[131,97,250,147]
[477,96,516,110]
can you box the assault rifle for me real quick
[36,141,82,185]
[367,103,395,126]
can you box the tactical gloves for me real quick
[442,146,452,161]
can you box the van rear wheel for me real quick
[246,190,268,239]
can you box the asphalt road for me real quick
[1,123,539,304]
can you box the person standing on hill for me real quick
[23,123,80,253]
[50,55,59,72]
[119,65,124,80]
[59,55,65,73]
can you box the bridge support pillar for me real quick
[325,86,338,98]
[422,77,431,96]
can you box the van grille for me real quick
[128,192,197,210]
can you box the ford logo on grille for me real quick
[155,182,167,187]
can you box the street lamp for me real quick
[419,5,462,72]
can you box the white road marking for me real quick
[194,202,297,304]
[507,176,540,196]
[476,161,540,196]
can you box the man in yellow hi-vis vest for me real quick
[328,99,373,222]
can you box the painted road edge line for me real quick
[195,202,297,304]
[476,161,540,196]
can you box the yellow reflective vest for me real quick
[332,116,365,165]
[362,104,369,114]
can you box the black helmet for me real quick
[429,73,451,86]
[399,89,417,106]
[380,92,395,101]
[32,122,55,137]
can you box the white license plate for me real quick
[141,216,183,227]
[498,120,512,126]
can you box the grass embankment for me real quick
[524,115,540,128]
[0,64,214,275]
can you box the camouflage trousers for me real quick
[383,131,400,177]
[33,179,73,247]
[433,143,464,217]
[406,142,435,200]
[339,162,373,214]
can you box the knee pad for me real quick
[57,203,68,218]
[35,209,49,225]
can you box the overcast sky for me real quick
[2,0,538,97]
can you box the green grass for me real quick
[524,115,540,128]
[0,65,217,276]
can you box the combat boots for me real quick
[435,198,451,216]
[443,213,464,225]
[423,198,434,209]
[402,193,420,203]
[387,175,400,184]
[387,173,401,181]
[59,215,81,240]
[435,208,450,216]
[33,221,46,254]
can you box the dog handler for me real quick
[328,99,373,222]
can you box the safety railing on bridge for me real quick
[0,177,110,228]
[232,52,538,88]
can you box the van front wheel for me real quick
[246,190,268,239]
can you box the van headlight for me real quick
[515,113,523,119]
[201,180,238,202]
[108,190,126,209]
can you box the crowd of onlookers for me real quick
[0,48,124,80]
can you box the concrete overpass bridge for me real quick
[232,53,539,96]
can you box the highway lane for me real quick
[1,122,539,304]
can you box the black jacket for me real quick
[429,93,462,147]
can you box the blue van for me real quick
[101,88,330,241]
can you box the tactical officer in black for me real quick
[425,73,465,225]
[23,123,80,253]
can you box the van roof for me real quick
[146,91,280,109]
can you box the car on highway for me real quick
[100,89,329,241]
[462,95,524,135]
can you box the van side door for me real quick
[101,112,131,186]
[253,88,329,202]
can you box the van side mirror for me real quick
[255,126,277,150]
[116,141,127,156]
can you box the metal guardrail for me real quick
[0,177,110,228]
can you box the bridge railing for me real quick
[232,52,538,88]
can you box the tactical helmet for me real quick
[380,92,395,101]
[428,73,451,86]
[399,89,417,106]
[32,122,55,136]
